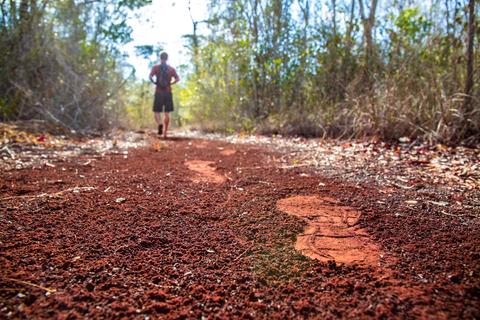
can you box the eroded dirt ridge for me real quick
[277,196,382,265]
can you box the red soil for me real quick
[0,136,479,319]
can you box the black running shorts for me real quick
[153,92,174,113]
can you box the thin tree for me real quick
[464,0,476,114]
[358,0,378,87]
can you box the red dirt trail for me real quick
[0,136,479,319]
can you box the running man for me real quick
[149,52,180,138]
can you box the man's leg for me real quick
[154,112,162,125]
[153,92,163,134]
[154,112,163,135]
[163,112,170,138]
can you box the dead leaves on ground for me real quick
[0,123,145,171]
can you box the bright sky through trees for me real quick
[124,0,208,78]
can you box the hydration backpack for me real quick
[156,64,170,88]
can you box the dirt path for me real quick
[1,136,479,319]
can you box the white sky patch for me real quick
[123,0,208,79]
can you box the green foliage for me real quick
[1,0,477,143]
[393,8,431,40]
[134,44,164,69]
[178,0,479,144]
[178,41,241,132]
[0,0,150,132]
[121,81,155,129]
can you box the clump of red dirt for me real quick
[219,148,236,156]
[184,160,226,184]
[276,195,381,265]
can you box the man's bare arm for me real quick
[149,74,156,84]
[171,74,180,85]
[149,67,157,84]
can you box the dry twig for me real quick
[5,278,56,294]
[1,186,96,201]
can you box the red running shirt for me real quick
[149,64,179,93]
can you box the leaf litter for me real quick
[179,130,480,219]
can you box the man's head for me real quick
[160,52,168,63]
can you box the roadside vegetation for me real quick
[0,0,150,133]
[178,0,479,144]
[0,0,478,145]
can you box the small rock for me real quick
[448,274,461,284]
[86,282,94,292]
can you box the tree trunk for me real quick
[188,0,199,74]
[342,0,355,91]
[463,0,475,114]
[358,0,378,88]
[332,0,337,39]
[251,0,260,117]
